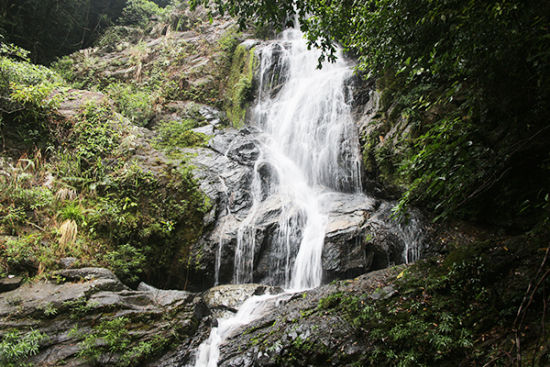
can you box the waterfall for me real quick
[234,28,362,290]
[194,28,363,366]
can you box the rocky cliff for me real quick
[1,2,548,366]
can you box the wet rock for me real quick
[365,202,427,268]
[196,173,427,290]
[181,128,264,290]
[322,193,375,281]
[215,267,404,367]
[0,268,207,367]
[187,129,257,219]
[199,105,225,127]
[0,276,22,293]
[203,284,283,318]
[192,124,215,136]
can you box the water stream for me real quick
[194,28,365,366]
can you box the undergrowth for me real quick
[0,42,210,288]
[314,228,550,366]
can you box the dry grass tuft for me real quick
[58,219,78,251]
[55,187,77,202]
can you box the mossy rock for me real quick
[223,44,258,128]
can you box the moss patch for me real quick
[224,44,257,128]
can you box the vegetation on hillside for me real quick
[0,1,548,365]
[0,0,259,290]
[0,36,211,289]
[0,0,174,64]
[269,227,549,366]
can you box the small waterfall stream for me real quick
[194,28,379,366]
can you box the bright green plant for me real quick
[105,83,156,126]
[104,244,146,285]
[58,201,85,223]
[63,298,99,320]
[153,119,209,156]
[42,302,58,317]
[224,44,256,127]
[77,317,131,364]
[0,329,48,367]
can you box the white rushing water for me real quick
[194,28,362,366]
[234,27,362,290]
[194,293,282,367]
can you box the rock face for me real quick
[211,266,404,367]
[40,0,432,294]
[0,268,210,367]
[0,276,22,293]
[183,127,259,290]
[321,193,376,281]
[203,283,283,319]
[187,133,429,289]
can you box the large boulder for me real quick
[0,268,209,367]
[192,170,428,290]
[210,266,404,367]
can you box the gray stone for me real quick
[59,257,78,269]
[0,276,22,293]
[192,125,215,136]
[215,267,404,367]
[137,281,157,292]
[0,268,208,367]
[53,267,121,283]
[369,285,398,300]
[203,284,282,313]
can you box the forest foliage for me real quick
[0,0,171,64]
[192,0,550,226]
[0,2,548,365]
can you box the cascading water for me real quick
[194,28,364,366]
[234,27,363,290]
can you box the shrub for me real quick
[0,329,48,367]
[153,119,209,156]
[0,43,64,153]
[0,234,57,276]
[104,244,146,285]
[70,102,121,181]
[58,201,85,223]
[119,0,166,28]
[105,83,156,126]
[77,317,131,363]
